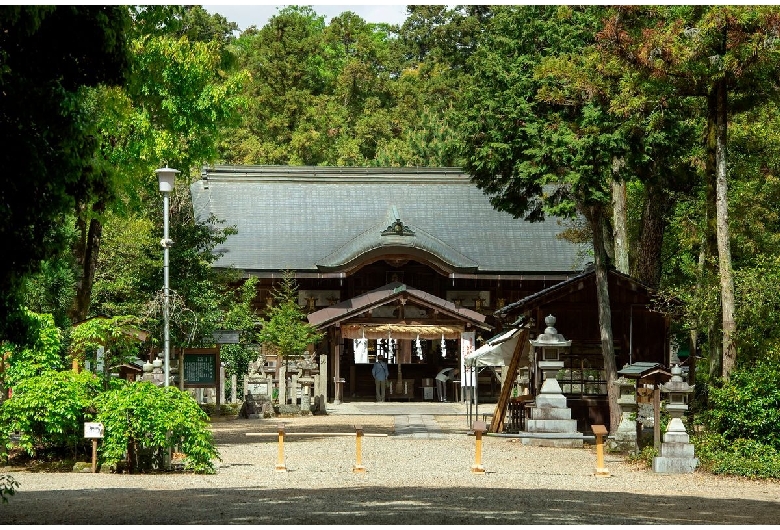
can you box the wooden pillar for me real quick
[333,326,343,405]
[319,353,328,406]
[275,424,286,472]
[471,420,486,473]
[353,424,366,473]
[217,362,224,415]
[91,439,98,473]
[654,384,661,451]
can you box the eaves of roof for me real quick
[494,266,672,317]
[307,282,490,330]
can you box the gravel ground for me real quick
[2,414,780,525]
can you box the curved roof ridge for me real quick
[316,214,478,272]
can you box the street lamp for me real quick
[157,166,179,387]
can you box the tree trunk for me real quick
[634,180,669,289]
[705,88,723,379]
[585,203,620,434]
[714,79,737,381]
[611,178,629,275]
[69,201,105,323]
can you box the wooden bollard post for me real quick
[91,439,98,473]
[275,424,287,472]
[471,420,487,474]
[353,424,366,473]
[591,424,611,477]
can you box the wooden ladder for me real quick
[489,326,530,434]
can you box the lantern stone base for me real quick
[652,417,698,474]
[513,432,584,448]
[652,454,699,474]
[609,413,638,452]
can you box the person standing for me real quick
[372,355,390,402]
[435,367,457,402]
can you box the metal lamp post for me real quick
[157,166,179,387]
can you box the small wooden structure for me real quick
[591,424,610,477]
[471,421,487,473]
[616,362,673,451]
[494,268,674,433]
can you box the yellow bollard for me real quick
[275,424,287,472]
[353,424,366,473]
[591,424,611,477]
[471,421,487,473]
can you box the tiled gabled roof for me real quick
[190,165,589,275]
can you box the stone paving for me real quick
[325,400,496,439]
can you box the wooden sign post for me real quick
[84,422,104,473]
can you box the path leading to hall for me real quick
[325,400,497,438]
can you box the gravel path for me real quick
[2,413,780,524]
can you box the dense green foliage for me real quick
[259,273,323,364]
[2,309,65,391]
[695,432,780,479]
[219,277,262,396]
[0,370,103,458]
[704,361,780,450]
[95,382,218,473]
[0,308,219,473]
[0,6,130,340]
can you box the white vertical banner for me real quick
[460,331,475,387]
[96,346,105,375]
[353,338,368,364]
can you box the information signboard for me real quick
[184,353,217,385]
[84,422,104,438]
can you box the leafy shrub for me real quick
[704,360,780,450]
[2,309,64,389]
[625,445,657,469]
[0,370,102,458]
[95,381,219,474]
[694,431,780,479]
[199,402,239,417]
[0,474,19,504]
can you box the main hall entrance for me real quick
[307,282,494,403]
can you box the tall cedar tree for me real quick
[458,6,628,432]
[597,6,780,380]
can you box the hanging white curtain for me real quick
[416,335,423,360]
[441,334,447,358]
[353,338,368,364]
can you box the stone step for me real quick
[652,456,699,474]
[659,442,695,458]
[525,418,578,433]
[529,407,571,420]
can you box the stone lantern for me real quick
[525,315,582,447]
[652,364,698,473]
[530,314,571,395]
[613,375,638,451]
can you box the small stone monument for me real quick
[524,315,583,448]
[141,355,166,387]
[611,376,638,452]
[652,364,698,473]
